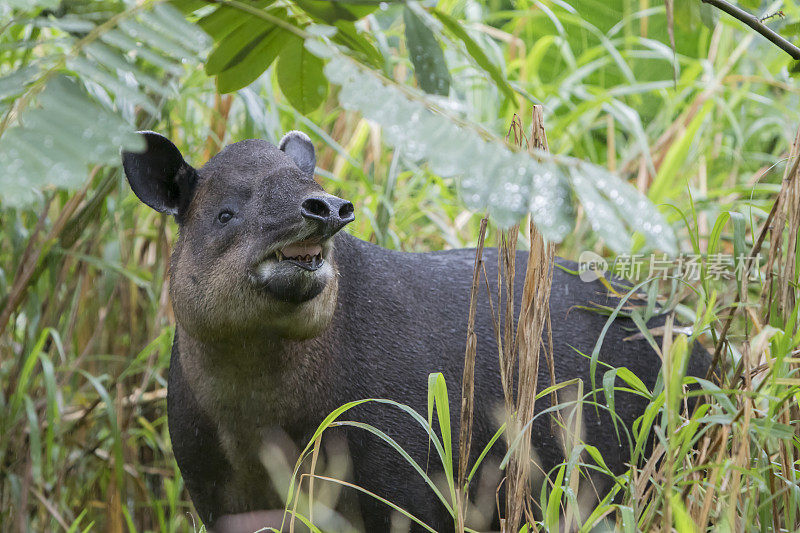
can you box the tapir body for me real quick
[122,131,708,532]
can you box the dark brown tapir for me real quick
[122,131,709,532]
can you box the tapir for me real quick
[122,130,708,533]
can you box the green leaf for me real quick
[707,212,731,255]
[101,29,184,74]
[216,27,290,93]
[324,54,674,250]
[670,492,698,533]
[545,465,566,530]
[117,19,196,60]
[206,13,287,76]
[666,334,688,417]
[141,5,209,53]
[333,21,383,69]
[602,368,621,439]
[619,506,636,533]
[277,38,328,113]
[426,373,453,490]
[466,422,506,483]
[169,0,207,15]
[403,6,451,96]
[431,9,515,102]
[198,0,275,41]
[730,212,746,269]
[293,0,378,23]
[0,76,143,207]
[0,66,38,101]
[337,420,453,516]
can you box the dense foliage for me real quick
[0,0,798,531]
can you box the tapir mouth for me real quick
[275,239,324,271]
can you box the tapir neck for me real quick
[176,322,334,377]
[175,322,338,428]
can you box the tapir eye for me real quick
[217,210,234,224]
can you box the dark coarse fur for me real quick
[122,131,710,533]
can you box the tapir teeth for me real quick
[271,248,325,265]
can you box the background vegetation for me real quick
[0,0,798,531]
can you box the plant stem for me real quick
[701,0,800,59]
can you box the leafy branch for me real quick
[0,0,155,138]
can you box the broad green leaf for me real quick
[322,53,675,251]
[117,19,196,60]
[169,0,207,14]
[277,38,328,113]
[216,27,291,93]
[101,29,184,74]
[0,76,143,207]
[67,56,159,115]
[431,9,515,102]
[582,444,612,473]
[293,0,378,23]
[403,6,451,96]
[0,65,38,101]
[84,42,173,98]
[198,0,275,41]
[206,13,288,76]
[619,506,636,533]
[140,6,208,53]
[426,372,454,506]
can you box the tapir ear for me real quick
[278,131,316,176]
[121,131,197,217]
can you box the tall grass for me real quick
[1,0,799,531]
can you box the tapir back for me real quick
[306,232,707,531]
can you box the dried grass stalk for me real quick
[457,216,488,532]
[762,127,800,322]
[458,108,556,533]
[504,107,556,533]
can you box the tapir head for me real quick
[122,131,354,342]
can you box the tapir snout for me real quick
[301,194,355,238]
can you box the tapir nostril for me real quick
[339,202,354,220]
[301,195,354,236]
[301,198,330,219]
